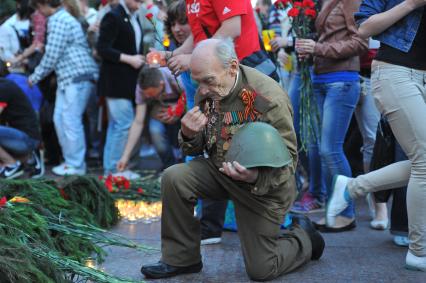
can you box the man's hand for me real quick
[116,156,129,172]
[219,161,259,183]
[127,54,145,69]
[278,49,290,66]
[270,36,288,52]
[167,54,191,76]
[180,106,208,138]
[156,109,179,124]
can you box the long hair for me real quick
[62,0,82,18]
[164,0,187,44]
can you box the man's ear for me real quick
[229,59,239,76]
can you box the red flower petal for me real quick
[304,8,317,18]
[287,7,300,18]
[302,0,315,8]
[137,188,144,194]
[124,180,130,190]
[0,197,7,207]
[145,13,154,21]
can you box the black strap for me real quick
[201,24,212,39]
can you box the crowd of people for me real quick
[0,0,425,280]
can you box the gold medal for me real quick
[223,141,230,151]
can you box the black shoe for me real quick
[291,214,325,260]
[317,220,356,233]
[29,150,45,179]
[0,161,24,179]
[141,261,203,279]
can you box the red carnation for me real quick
[287,7,300,17]
[293,1,302,8]
[274,0,291,8]
[304,8,317,18]
[123,179,131,190]
[137,188,144,194]
[0,197,7,207]
[302,0,315,8]
[59,188,69,200]
[145,13,154,21]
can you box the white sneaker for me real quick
[326,175,351,227]
[406,250,426,271]
[201,237,222,245]
[113,170,140,180]
[370,219,389,230]
[52,163,86,176]
[394,236,409,247]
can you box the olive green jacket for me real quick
[179,65,298,196]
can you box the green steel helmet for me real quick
[224,122,292,168]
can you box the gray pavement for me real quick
[41,154,424,282]
[100,199,425,283]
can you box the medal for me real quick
[223,141,230,151]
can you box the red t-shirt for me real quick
[186,0,260,60]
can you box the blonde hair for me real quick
[63,0,82,18]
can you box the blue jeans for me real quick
[54,81,94,168]
[354,76,380,166]
[313,80,360,218]
[0,126,39,156]
[149,118,179,169]
[103,98,134,174]
[288,71,326,202]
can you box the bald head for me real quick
[191,38,238,71]
[189,38,239,100]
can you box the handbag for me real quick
[370,117,395,171]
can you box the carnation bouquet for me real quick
[275,0,320,148]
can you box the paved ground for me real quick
[96,152,424,283]
[41,154,424,282]
[100,200,425,283]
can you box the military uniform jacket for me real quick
[179,65,298,196]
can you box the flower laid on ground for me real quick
[100,175,131,193]
[0,197,7,207]
[9,196,30,203]
[275,0,320,149]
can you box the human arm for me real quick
[97,13,144,69]
[297,0,368,59]
[357,0,426,38]
[213,16,241,39]
[249,93,298,195]
[29,17,68,85]
[117,104,147,171]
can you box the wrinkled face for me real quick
[190,57,238,101]
[171,22,191,44]
[125,0,142,12]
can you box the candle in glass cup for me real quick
[147,51,162,67]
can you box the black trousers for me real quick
[373,142,408,235]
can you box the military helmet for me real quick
[224,122,292,168]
